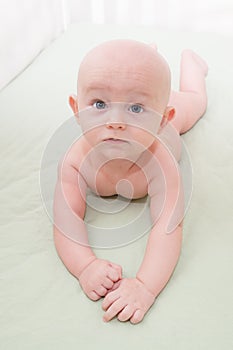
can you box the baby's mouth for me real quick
[103,138,128,143]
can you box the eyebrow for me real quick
[84,85,111,93]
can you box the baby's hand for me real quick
[102,278,155,324]
[78,258,122,301]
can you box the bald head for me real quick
[77,39,171,113]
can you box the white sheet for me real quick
[0,23,232,349]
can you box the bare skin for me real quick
[53,40,208,324]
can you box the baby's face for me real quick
[71,40,171,158]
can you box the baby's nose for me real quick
[105,112,126,130]
[106,121,126,130]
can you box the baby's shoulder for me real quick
[62,137,89,170]
[156,125,182,162]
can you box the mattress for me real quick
[0,23,232,349]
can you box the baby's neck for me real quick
[99,158,136,179]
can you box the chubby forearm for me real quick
[142,141,184,297]
[53,225,96,279]
[136,223,182,297]
[53,171,96,279]
[54,225,123,301]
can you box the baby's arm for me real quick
[102,143,183,323]
[53,157,122,300]
[136,143,183,295]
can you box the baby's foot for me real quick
[182,49,208,77]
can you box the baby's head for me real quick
[70,39,173,117]
[69,40,175,157]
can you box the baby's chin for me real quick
[93,139,149,163]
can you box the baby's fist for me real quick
[78,258,122,301]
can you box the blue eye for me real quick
[93,100,106,109]
[129,104,144,114]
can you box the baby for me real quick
[53,39,208,324]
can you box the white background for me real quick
[0,0,233,90]
[67,0,233,35]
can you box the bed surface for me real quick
[0,23,233,349]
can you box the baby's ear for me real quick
[165,106,175,122]
[159,106,175,131]
[69,94,78,115]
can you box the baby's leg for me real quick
[169,50,208,134]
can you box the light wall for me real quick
[0,0,232,91]
[67,0,233,35]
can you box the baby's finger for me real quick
[88,291,101,301]
[104,280,121,296]
[107,266,121,282]
[108,280,121,292]
[95,285,108,297]
[102,291,119,311]
[109,263,122,277]
[102,278,114,290]
[117,305,134,322]
[130,309,145,324]
[103,299,127,322]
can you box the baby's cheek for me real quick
[132,129,155,148]
[82,127,101,145]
